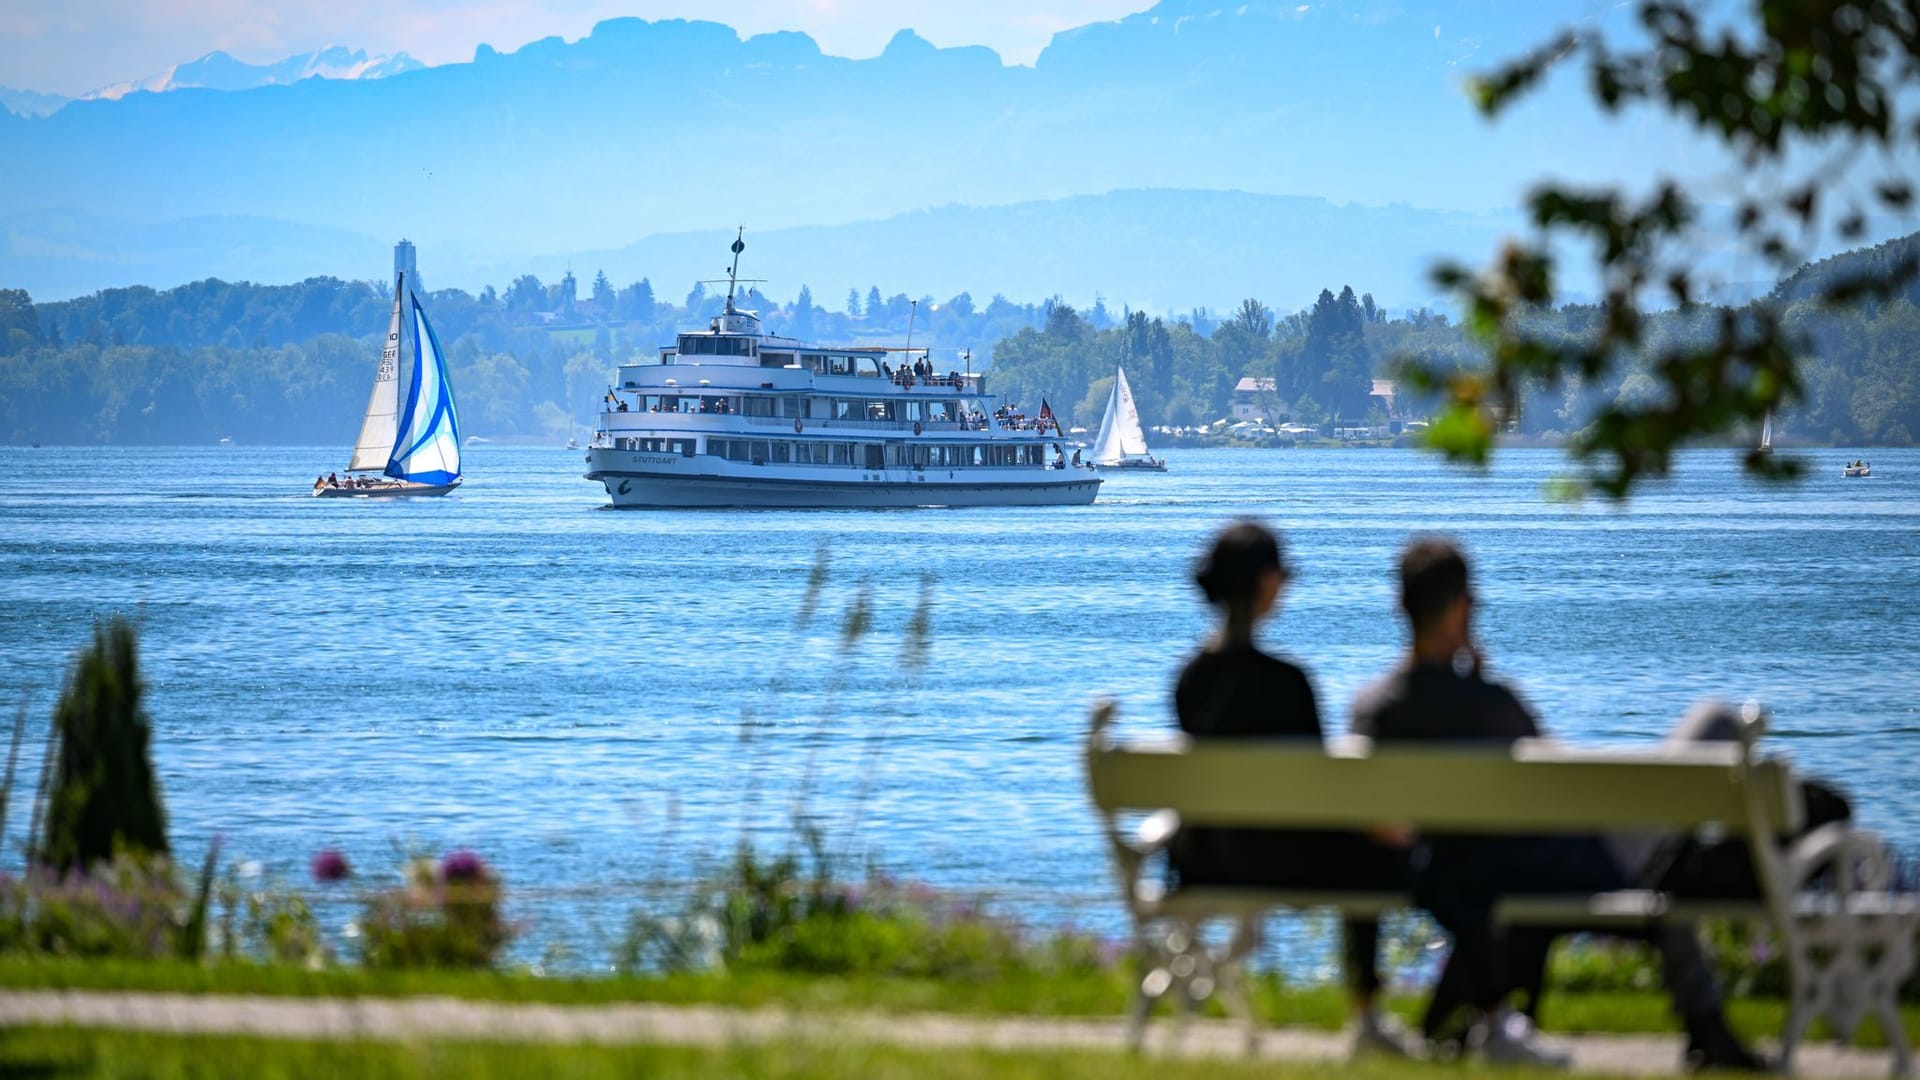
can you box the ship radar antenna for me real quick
[725,227,745,314]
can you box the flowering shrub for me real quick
[359,852,510,969]
[0,856,184,959]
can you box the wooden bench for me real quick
[1084,699,1918,1076]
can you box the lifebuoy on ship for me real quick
[913,421,923,436]
[794,418,804,434]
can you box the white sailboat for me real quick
[313,272,462,497]
[1088,367,1167,472]
[1758,412,1773,453]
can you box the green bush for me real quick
[621,842,1111,982]
[39,616,168,873]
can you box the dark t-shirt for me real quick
[1170,646,1402,889]
[1174,645,1321,740]
[1348,659,1621,909]
[1349,659,1541,745]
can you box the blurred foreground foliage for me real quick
[1410,0,1920,496]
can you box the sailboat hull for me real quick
[312,479,461,498]
[1091,458,1169,472]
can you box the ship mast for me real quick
[724,227,745,315]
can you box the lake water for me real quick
[0,444,1915,968]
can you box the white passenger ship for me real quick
[585,235,1101,509]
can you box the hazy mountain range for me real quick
[0,0,1872,309]
[0,46,422,117]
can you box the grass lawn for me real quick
[0,1026,1592,1080]
[0,956,1913,1049]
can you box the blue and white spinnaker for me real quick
[384,293,462,486]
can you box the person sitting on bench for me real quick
[1170,521,1417,1059]
[1351,537,1765,1072]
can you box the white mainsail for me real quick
[384,292,462,485]
[1089,367,1152,465]
[1759,411,1773,452]
[347,277,405,471]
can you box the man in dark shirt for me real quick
[1351,538,1762,1072]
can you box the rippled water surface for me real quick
[0,445,1914,962]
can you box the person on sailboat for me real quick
[1168,522,1416,1060]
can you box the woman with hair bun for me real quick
[1170,520,1414,1059]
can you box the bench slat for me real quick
[1089,740,1801,834]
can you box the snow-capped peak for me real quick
[82,46,424,102]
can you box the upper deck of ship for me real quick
[616,236,986,398]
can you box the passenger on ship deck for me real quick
[1170,522,1415,1061]
[327,472,338,487]
[617,400,629,412]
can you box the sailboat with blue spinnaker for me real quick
[314,271,462,498]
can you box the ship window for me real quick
[771,442,791,464]
[833,399,857,420]
[828,356,852,376]
[830,443,851,465]
[661,351,677,365]
[762,352,792,368]
[781,398,805,418]
[744,397,775,418]
[801,354,824,372]
[706,438,729,457]
[865,401,893,421]
[727,440,750,462]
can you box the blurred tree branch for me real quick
[1408,0,1920,496]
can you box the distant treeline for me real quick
[2,233,1918,445]
[990,233,1920,444]
[0,274,1068,444]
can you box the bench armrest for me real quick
[1783,821,1896,893]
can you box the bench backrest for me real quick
[1087,721,1804,837]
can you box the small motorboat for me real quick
[1843,461,1872,478]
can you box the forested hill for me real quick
[0,273,1061,445]
[3,230,1919,446]
[970,235,1920,445]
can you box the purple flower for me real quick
[440,850,487,884]
[310,849,351,883]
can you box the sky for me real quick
[0,0,1156,97]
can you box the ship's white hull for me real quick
[586,451,1097,508]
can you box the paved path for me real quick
[0,990,1898,1077]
